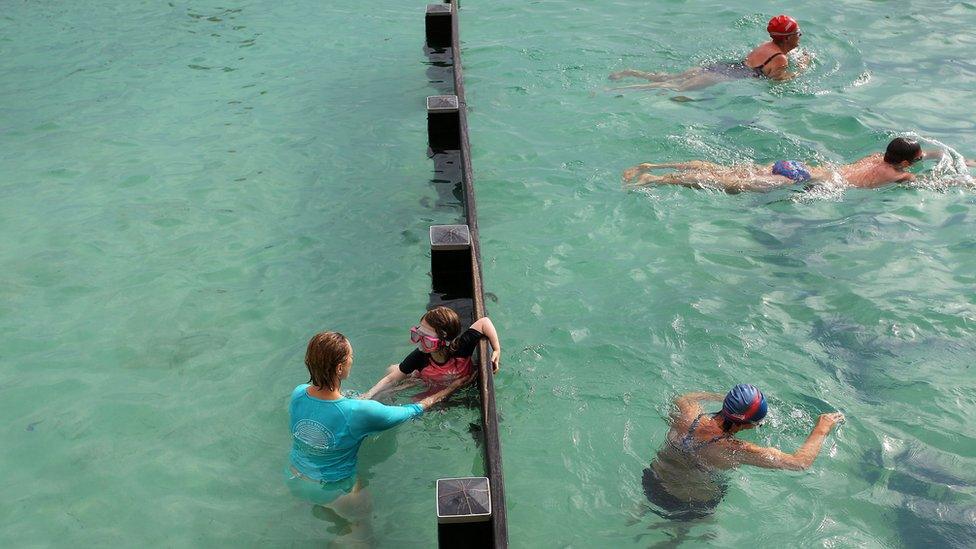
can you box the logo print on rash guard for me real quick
[293,419,334,455]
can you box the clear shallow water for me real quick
[2,1,976,548]
[463,0,976,547]
[1,1,476,546]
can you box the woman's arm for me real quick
[673,392,724,416]
[417,373,476,410]
[766,56,798,81]
[734,412,845,470]
[354,374,476,435]
[470,317,501,372]
[361,365,409,400]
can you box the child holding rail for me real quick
[362,306,501,401]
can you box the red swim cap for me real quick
[767,14,799,36]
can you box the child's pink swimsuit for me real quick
[398,328,483,397]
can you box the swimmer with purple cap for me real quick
[642,384,844,520]
[623,138,976,192]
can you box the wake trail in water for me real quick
[904,131,975,190]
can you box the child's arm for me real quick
[362,349,427,400]
[361,365,409,400]
[470,317,501,372]
[418,373,476,410]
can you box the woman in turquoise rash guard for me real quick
[287,331,472,540]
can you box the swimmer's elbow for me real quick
[782,455,814,471]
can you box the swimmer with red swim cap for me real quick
[642,385,844,520]
[610,14,810,92]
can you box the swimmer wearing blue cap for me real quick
[642,384,844,520]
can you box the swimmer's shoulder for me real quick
[746,43,787,68]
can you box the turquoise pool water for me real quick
[2,0,975,547]
[466,1,976,546]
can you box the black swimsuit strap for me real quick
[685,414,706,438]
[699,434,730,447]
[756,52,786,69]
[681,414,731,451]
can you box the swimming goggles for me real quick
[410,326,443,351]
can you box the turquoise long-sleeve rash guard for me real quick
[288,384,423,482]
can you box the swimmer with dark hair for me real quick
[643,385,844,520]
[610,15,810,91]
[623,138,976,193]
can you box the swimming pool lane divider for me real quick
[424,2,509,548]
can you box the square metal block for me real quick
[426,3,452,15]
[436,477,491,524]
[427,94,459,113]
[429,224,471,250]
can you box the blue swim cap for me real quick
[722,384,768,424]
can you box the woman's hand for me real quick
[816,412,845,433]
[490,349,500,372]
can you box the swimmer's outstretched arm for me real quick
[918,150,976,167]
[733,412,845,471]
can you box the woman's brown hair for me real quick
[421,306,462,355]
[305,331,350,390]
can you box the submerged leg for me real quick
[628,172,708,189]
[639,161,727,171]
[609,69,673,81]
[611,81,679,91]
[623,163,655,183]
[326,481,374,547]
[623,161,724,183]
[612,67,724,91]
[666,74,724,91]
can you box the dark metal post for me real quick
[427,95,461,151]
[425,3,453,48]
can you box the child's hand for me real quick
[490,350,501,372]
